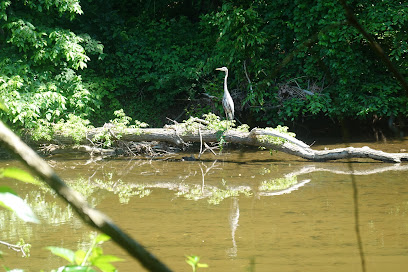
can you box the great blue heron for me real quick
[216,67,235,120]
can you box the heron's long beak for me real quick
[216,68,222,71]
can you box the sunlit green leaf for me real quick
[91,260,116,272]
[74,249,86,265]
[46,247,75,263]
[185,255,200,266]
[0,188,39,223]
[95,233,111,244]
[0,186,17,195]
[91,246,103,256]
[0,99,8,112]
[93,255,123,263]
[91,254,122,272]
[0,168,39,185]
[185,255,208,271]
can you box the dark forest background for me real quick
[1,0,407,139]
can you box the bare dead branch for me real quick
[0,240,28,257]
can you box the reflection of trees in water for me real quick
[3,161,407,242]
[92,174,151,204]
[45,160,408,207]
[0,191,78,241]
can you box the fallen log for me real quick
[44,124,408,163]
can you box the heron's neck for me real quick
[224,72,228,93]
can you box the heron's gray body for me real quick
[216,67,235,120]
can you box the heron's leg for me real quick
[225,113,231,131]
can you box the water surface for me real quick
[1,140,408,271]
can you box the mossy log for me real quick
[45,126,408,163]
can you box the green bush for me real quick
[2,0,408,134]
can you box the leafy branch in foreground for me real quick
[0,167,38,260]
[0,167,40,223]
[47,233,122,272]
[185,255,208,272]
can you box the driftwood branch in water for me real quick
[40,125,408,163]
[0,121,172,272]
[45,126,408,163]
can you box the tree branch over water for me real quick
[0,121,172,272]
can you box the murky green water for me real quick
[1,141,408,271]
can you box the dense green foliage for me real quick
[1,0,407,135]
[0,0,101,131]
